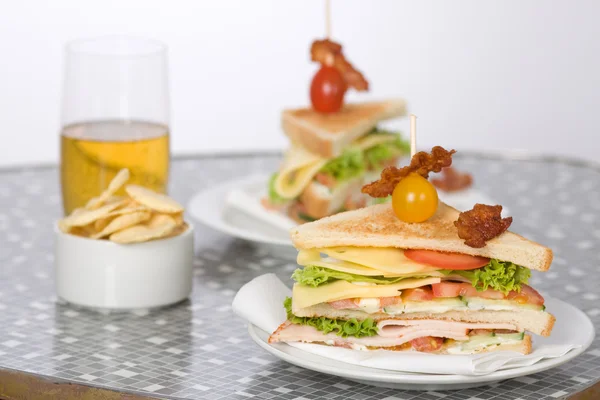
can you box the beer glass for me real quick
[60,36,170,214]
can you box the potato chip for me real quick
[85,169,130,210]
[60,200,127,229]
[125,185,183,213]
[92,211,152,239]
[60,168,189,243]
[164,222,189,238]
[109,214,177,244]
[94,217,112,233]
[172,212,184,225]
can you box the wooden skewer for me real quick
[410,114,417,157]
[325,0,331,39]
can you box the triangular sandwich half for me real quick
[269,202,554,354]
[266,100,408,223]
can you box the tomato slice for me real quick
[432,282,505,300]
[328,298,358,310]
[431,282,463,298]
[401,287,434,302]
[404,249,490,270]
[379,296,401,308]
[458,284,505,300]
[507,284,545,306]
[410,336,444,352]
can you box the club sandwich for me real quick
[269,202,554,354]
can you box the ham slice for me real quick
[269,319,518,351]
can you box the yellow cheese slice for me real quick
[292,277,441,309]
[354,133,399,151]
[274,146,328,199]
[296,250,440,278]
[320,247,439,274]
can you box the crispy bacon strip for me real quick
[311,39,369,91]
[362,146,456,197]
[431,167,473,192]
[454,204,512,248]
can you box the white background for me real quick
[0,0,598,167]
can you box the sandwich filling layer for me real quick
[266,128,408,220]
[272,246,551,354]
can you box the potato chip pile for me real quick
[58,169,187,244]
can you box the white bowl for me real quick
[55,223,194,310]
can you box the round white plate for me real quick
[188,174,293,246]
[188,174,504,250]
[248,297,594,391]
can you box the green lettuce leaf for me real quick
[364,131,410,169]
[284,297,378,338]
[293,260,531,294]
[372,195,392,205]
[291,265,432,287]
[267,173,290,204]
[319,148,365,182]
[445,260,531,294]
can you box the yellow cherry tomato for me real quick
[392,173,438,222]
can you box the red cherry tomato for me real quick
[310,65,346,113]
[404,249,490,270]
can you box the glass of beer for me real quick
[60,36,170,214]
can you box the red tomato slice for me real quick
[432,282,505,300]
[410,336,444,352]
[402,287,434,302]
[431,282,463,298]
[458,284,505,300]
[314,173,336,188]
[404,249,490,270]
[507,284,545,306]
[328,299,358,310]
[379,296,401,308]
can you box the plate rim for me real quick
[247,296,595,385]
[187,173,292,246]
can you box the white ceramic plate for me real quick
[248,297,594,391]
[188,174,293,247]
[188,174,504,250]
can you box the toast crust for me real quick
[290,202,553,271]
[282,100,407,158]
[300,178,364,219]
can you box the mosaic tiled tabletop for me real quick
[0,153,599,400]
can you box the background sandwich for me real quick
[265,99,409,223]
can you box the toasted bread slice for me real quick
[293,303,555,336]
[299,177,365,219]
[269,321,533,354]
[290,202,553,271]
[282,99,407,159]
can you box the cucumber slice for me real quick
[465,297,545,311]
[297,212,316,222]
[471,331,494,337]
[403,298,467,314]
[496,332,525,341]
